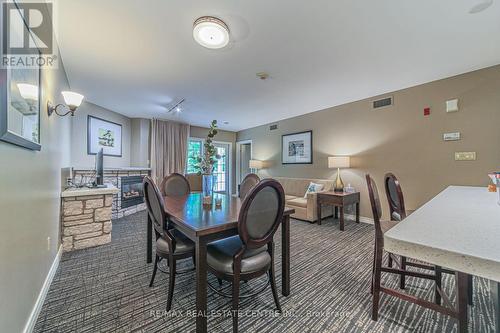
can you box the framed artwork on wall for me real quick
[282,130,313,164]
[87,115,122,157]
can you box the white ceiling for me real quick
[56,0,500,131]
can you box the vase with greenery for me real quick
[191,120,221,202]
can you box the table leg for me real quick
[195,239,208,333]
[334,206,338,219]
[356,202,360,223]
[339,206,345,231]
[456,271,469,333]
[492,281,500,333]
[317,201,322,225]
[282,214,290,296]
[147,213,152,263]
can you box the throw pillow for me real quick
[304,182,324,198]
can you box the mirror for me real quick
[0,2,42,151]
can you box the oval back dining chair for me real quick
[206,179,285,332]
[143,176,194,311]
[160,172,191,197]
[238,173,260,200]
[185,173,202,192]
[384,173,407,221]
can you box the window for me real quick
[186,139,202,174]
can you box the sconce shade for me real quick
[249,160,264,170]
[61,91,84,109]
[328,156,350,169]
[17,83,38,101]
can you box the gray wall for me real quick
[237,65,500,220]
[70,102,132,168]
[0,53,72,331]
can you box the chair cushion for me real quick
[156,229,194,256]
[380,220,399,234]
[207,236,270,274]
[286,197,308,208]
[285,195,298,201]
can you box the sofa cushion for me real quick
[286,197,308,208]
[285,195,298,201]
[274,177,334,197]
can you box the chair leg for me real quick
[232,276,240,333]
[166,257,176,311]
[400,256,407,289]
[149,255,159,287]
[372,244,383,321]
[217,278,223,287]
[435,265,442,305]
[269,260,282,313]
[388,254,393,268]
[468,275,473,306]
[370,244,376,295]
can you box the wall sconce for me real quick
[47,91,84,117]
[17,83,39,112]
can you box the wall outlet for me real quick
[455,152,476,161]
[443,132,461,141]
[47,237,51,251]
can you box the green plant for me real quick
[192,120,221,175]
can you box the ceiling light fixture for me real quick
[193,16,229,49]
[469,0,493,13]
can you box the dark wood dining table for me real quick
[146,192,295,333]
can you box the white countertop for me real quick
[384,186,500,282]
[61,183,120,197]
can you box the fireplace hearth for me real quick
[121,176,144,208]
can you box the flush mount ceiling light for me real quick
[193,16,229,49]
[469,0,493,13]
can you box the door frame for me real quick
[235,139,253,188]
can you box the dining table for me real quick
[384,186,500,333]
[145,192,295,333]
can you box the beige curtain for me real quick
[150,119,190,184]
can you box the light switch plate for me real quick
[455,152,476,161]
[443,132,461,141]
[446,99,459,112]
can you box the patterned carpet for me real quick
[34,211,496,332]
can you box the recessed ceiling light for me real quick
[469,0,493,13]
[223,121,229,125]
[193,16,229,49]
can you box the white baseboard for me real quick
[344,214,374,224]
[23,245,62,333]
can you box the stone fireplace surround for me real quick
[72,167,151,219]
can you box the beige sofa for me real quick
[273,177,334,223]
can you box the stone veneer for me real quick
[73,168,150,219]
[61,194,114,252]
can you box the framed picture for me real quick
[87,116,122,157]
[282,130,313,164]
[0,2,42,151]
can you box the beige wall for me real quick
[130,118,150,168]
[191,125,237,194]
[70,101,132,168]
[237,65,500,220]
[0,55,71,331]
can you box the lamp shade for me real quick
[328,156,350,169]
[17,83,38,101]
[61,91,84,108]
[249,160,264,170]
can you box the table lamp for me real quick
[328,156,350,192]
[249,160,264,173]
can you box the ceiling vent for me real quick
[269,124,278,130]
[372,96,393,109]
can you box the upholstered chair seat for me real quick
[156,230,195,256]
[207,236,270,274]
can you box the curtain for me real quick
[150,119,190,184]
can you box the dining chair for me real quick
[207,179,284,332]
[384,172,473,305]
[238,173,260,199]
[366,174,451,321]
[185,173,202,192]
[143,176,195,311]
[160,172,191,197]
